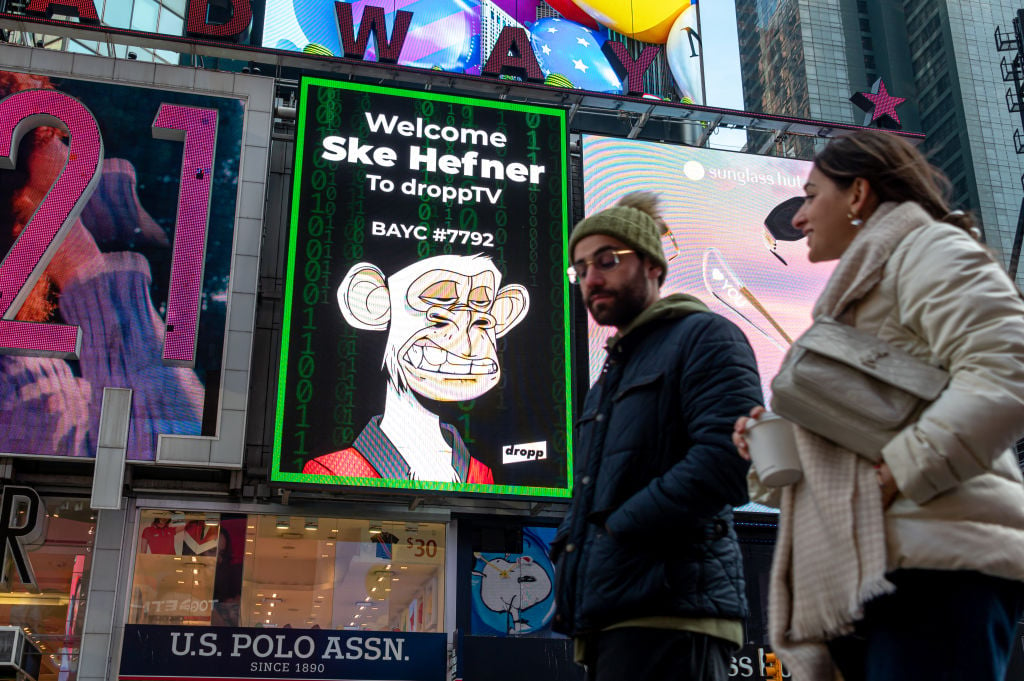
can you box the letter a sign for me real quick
[0,486,43,592]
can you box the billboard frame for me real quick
[271,76,573,500]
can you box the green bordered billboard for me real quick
[272,77,571,498]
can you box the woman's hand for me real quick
[876,462,899,509]
[732,406,767,460]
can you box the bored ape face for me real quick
[337,255,529,402]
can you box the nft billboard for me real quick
[273,78,571,498]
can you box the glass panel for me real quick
[160,12,184,38]
[0,496,95,681]
[100,0,133,29]
[129,511,228,625]
[130,0,159,32]
[129,513,446,632]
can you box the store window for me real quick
[0,492,95,681]
[129,512,445,633]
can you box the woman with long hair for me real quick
[733,129,1024,680]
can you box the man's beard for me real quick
[586,270,650,328]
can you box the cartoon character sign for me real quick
[471,527,558,636]
[273,79,569,497]
[302,255,529,483]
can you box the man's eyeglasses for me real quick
[567,248,636,284]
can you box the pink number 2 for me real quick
[0,89,103,358]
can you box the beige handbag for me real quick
[770,317,950,461]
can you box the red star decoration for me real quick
[850,78,906,129]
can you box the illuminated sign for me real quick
[0,70,245,461]
[262,0,703,100]
[272,77,571,498]
[120,626,446,681]
[580,134,833,402]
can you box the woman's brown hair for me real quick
[813,129,977,234]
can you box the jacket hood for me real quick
[606,293,708,352]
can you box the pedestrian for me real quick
[733,129,1024,680]
[553,191,763,680]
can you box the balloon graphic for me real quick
[542,0,600,29]
[570,0,691,44]
[529,17,624,94]
[666,5,703,104]
[289,0,482,74]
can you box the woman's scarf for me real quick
[768,201,933,679]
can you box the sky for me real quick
[699,0,749,151]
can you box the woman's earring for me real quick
[847,212,863,228]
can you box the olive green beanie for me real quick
[568,205,668,284]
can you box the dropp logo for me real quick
[503,441,548,464]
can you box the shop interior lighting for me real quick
[205,514,219,527]
[369,525,382,535]
[276,516,290,530]
[305,518,318,531]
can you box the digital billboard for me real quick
[261,0,702,101]
[272,78,570,497]
[0,70,246,462]
[580,135,833,406]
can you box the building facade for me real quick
[0,2,1018,681]
[736,0,1024,286]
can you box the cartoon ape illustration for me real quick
[302,254,529,483]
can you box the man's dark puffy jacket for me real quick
[553,297,763,636]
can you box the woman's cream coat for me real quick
[847,202,1024,579]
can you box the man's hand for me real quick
[731,406,766,461]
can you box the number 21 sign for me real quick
[0,70,246,461]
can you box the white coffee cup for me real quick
[745,412,802,487]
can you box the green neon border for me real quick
[272,77,573,500]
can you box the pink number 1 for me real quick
[153,104,218,367]
[0,89,103,358]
